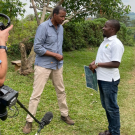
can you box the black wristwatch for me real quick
[0,46,7,52]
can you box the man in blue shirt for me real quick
[23,6,74,134]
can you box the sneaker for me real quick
[23,121,32,134]
[61,115,74,125]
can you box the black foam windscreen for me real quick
[39,111,53,130]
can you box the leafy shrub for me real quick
[7,44,21,57]
[118,23,135,46]
[63,18,134,51]
[8,18,134,54]
[63,18,107,51]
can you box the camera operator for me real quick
[0,25,13,121]
[0,25,13,86]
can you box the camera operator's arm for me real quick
[0,25,13,86]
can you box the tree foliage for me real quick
[0,0,26,20]
[64,0,130,21]
[34,0,131,22]
[29,0,131,24]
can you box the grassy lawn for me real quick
[0,46,135,135]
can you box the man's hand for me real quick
[45,50,63,61]
[89,61,95,71]
[89,61,97,73]
[91,64,97,73]
[54,53,63,61]
[0,25,13,46]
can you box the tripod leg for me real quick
[17,99,41,124]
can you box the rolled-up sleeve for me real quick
[34,24,47,56]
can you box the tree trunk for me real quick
[19,43,34,75]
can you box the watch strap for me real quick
[0,46,7,52]
[95,63,98,67]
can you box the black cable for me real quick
[8,105,19,118]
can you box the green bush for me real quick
[8,19,37,56]
[8,18,134,54]
[63,18,134,51]
[118,23,135,46]
[63,23,76,51]
[7,44,20,57]
[63,18,107,51]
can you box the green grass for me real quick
[0,46,135,135]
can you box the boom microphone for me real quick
[37,112,53,133]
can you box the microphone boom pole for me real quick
[17,99,53,134]
[17,99,41,124]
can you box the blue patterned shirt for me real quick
[34,19,64,69]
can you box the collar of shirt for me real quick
[104,35,117,41]
[48,18,60,28]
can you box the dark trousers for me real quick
[98,79,120,135]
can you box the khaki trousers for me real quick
[26,65,68,122]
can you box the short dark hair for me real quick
[53,6,66,16]
[109,20,120,32]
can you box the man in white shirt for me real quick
[89,20,124,135]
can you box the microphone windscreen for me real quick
[41,112,53,125]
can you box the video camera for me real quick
[0,85,18,121]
